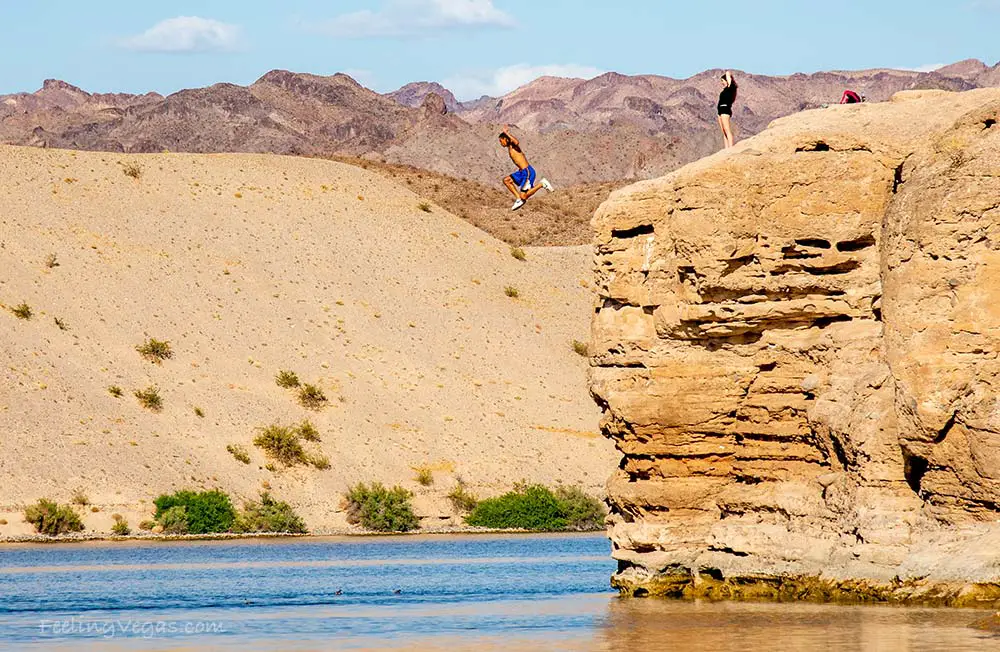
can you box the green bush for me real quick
[510,246,526,261]
[345,483,419,533]
[154,490,235,535]
[448,482,478,514]
[24,499,84,536]
[298,384,328,409]
[227,444,251,464]
[504,286,519,299]
[136,338,173,363]
[159,506,189,534]
[275,370,300,389]
[11,303,33,320]
[572,340,589,357]
[554,485,606,531]
[465,485,567,530]
[134,386,163,411]
[297,420,321,442]
[111,514,131,536]
[254,425,308,466]
[464,485,605,531]
[415,466,434,487]
[108,385,124,398]
[233,493,307,534]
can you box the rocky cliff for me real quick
[591,88,1000,605]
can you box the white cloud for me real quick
[445,64,605,100]
[313,0,515,38]
[121,17,241,53]
[907,63,946,73]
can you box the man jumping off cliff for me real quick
[499,125,554,211]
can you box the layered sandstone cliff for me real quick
[591,89,1000,605]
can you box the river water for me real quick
[0,533,995,650]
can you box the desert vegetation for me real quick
[417,201,433,213]
[153,490,236,535]
[414,466,434,487]
[253,422,328,469]
[510,246,526,261]
[572,340,589,357]
[24,499,85,536]
[504,286,520,299]
[226,444,251,464]
[150,489,307,535]
[232,493,307,534]
[275,370,300,388]
[345,483,419,532]
[447,480,479,514]
[465,484,605,531]
[134,386,163,412]
[111,514,131,536]
[136,338,173,363]
[11,303,33,320]
[122,162,142,179]
[108,385,123,398]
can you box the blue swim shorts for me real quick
[510,166,536,191]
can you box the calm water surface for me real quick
[0,534,996,651]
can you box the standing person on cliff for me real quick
[717,71,738,149]
[498,125,554,211]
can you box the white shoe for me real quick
[521,180,531,192]
[541,178,554,192]
[511,199,525,211]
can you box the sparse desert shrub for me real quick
[417,201,433,213]
[554,486,606,531]
[136,338,173,363]
[159,506,189,534]
[510,246,526,261]
[108,386,124,398]
[275,370,301,388]
[253,425,308,466]
[24,499,84,536]
[504,286,519,299]
[122,162,142,179]
[45,253,59,268]
[138,519,156,531]
[11,303,33,320]
[194,407,205,418]
[298,384,328,409]
[415,466,434,487]
[154,490,235,535]
[345,483,419,533]
[309,454,331,470]
[54,317,68,331]
[572,340,589,357]
[227,444,251,464]
[448,482,478,514]
[134,386,163,412]
[71,491,90,506]
[111,514,131,536]
[232,493,307,534]
[297,420,321,442]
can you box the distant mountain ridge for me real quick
[1,59,997,185]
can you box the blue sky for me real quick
[1,1,997,100]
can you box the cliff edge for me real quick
[591,89,1000,605]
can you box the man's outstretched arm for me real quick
[503,125,520,147]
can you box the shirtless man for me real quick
[499,126,553,211]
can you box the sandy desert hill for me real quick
[0,145,616,536]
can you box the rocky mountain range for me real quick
[1,59,998,186]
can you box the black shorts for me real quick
[718,105,732,116]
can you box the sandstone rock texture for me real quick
[591,89,1000,606]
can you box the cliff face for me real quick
[591,89,1000,605]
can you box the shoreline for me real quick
[0,527,608,548]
